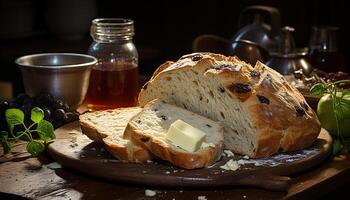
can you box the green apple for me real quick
[317,93,350,137]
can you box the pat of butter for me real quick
[165,119,206,152]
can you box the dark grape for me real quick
[42,108,52,121]
[65,112,79,122]
[36,93,54,108]
[21,98,35,120]
[1,92,78,130]
[21,105,32,117]
[63,102,70,111]
[53,109,66,121]
[53,99,65,110]
[14,93,30,106]
[9,102,19,108]
[0,100,10,111]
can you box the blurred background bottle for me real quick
[85,18,139,110]
[308,26,345,73]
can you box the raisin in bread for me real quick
[138,53,321,158]
[124,99,224,169]
[79,107,152,162]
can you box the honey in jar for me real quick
[85,18,139,110]
[85,62,139,110]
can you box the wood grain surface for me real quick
[1,145,350,200]
[46,121,332,191]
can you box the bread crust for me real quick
[139,52,321,158]
[103,137,152,162]
[79,120,104,143]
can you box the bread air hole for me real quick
[192,70,199,75]
[220,111,225,119]
[140,137,150,143]
[209,90,214,98]
[193,80,199,86]
[166,77,172,81]
[176,77,181,81]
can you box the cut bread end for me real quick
[79,107,152,162]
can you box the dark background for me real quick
[0,0,348,98]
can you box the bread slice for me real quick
[79,107,152,162]
[124,99,224,169]
[138,53,321,158]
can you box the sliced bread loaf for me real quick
[138,53,321,158]
[79,107,152,162]
[124,99,224,169]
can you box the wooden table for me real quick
[1,141,350,200]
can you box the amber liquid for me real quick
[85,62,139,110]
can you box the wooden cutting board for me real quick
[48,121,332,191]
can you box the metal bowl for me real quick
[15,53,97,110]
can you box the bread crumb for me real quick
[220,159,240,171]
[146,160,153,163]
[237,159,245,165]
[91,147,96,151]
[243,155,249,159]
[224,150,234,157]
[45,162,62,169]
[201,142,215,149]
[243,195,247,198]
[145,190,156,197]
[198,196,207,200]
[165,171,170,174]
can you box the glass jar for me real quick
[85,18,139,110]
[308,26,345,73]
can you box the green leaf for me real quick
[5,108,24,131]
[0,131,8,140]
[341,89,350,97]
[26,140,45,156]
[31,107,44,123]
[0,131,13,154]
[332,139,343,155]
[37,120,55,142]
[310,83,327,96]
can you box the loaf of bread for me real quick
[139,53,321,158]
[79,107,152,162]
[124,99,224,169]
